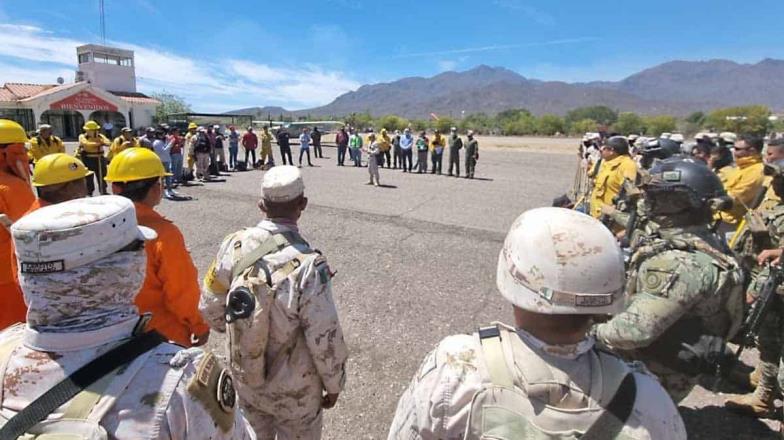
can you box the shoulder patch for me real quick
[186,352,236,433]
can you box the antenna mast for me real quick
[99,0,106,44]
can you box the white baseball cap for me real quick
[12,195,156,275]
[261,165,305,202]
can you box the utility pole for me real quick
[99,0,106,45]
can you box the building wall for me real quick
[80,62,136,93]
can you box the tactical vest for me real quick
[626,232,745,374]
[224,230,315,389]
[465,324,637,440]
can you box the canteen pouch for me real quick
[226,264,274,389]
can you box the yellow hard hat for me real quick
[0,119,29,144]
[188,122,198,130]
[83,120,101,131]
[105,147,172,183]
[32,153,93,187]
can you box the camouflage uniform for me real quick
[388,324,687,439]
[201,219,348,440]
[1,195,255,439]
[595,226,744,402]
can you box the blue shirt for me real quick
[400,134,414,150]
[299,133,311,150]
[228,131,239,148]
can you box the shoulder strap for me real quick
[477,325,514,388]
[0,331,164,439]
[581,373,636,440]
[231,230,310,280]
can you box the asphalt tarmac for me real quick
[149,146,777,439]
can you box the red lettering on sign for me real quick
[50,91,118,112]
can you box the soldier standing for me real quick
[201,165,348,439]
[388,207,686,439]
[464,129,479,179]
[0,196,254,439]
[595,158,745,402]
[725,157,784,417]
[447,126,463,177]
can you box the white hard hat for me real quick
[12,195,156,275]
[670,133,684,143]
[660,132,672,139]
[496,207,625,314]
[261,165,305,202]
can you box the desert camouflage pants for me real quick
[245,409,322,440]
[647,360,699,403]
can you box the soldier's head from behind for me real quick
[600,136,629,160]
[765,137,784,163]
[258,165,307,222]
[32,153,91,204]
[733,134,763,160]
[105,147,172,207]
[12,195,156,331]
[641,157,726,227]
[497,208,625,344]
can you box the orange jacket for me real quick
[0,171,35,329]
[133,202,209,346]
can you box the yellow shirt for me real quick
[719,155,765,224]
[78,133,110,155]
[378,133,392,152]
[27,135,65,162]
[715,165,736,188]
[261,131,273,150]
[107,136,139,161]
[590,155,637,218]
[429,134,445,152]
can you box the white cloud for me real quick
[437,60,458,72]
[0,23,359,111]
[392,37,597,59]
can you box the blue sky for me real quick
[1,0,783,112]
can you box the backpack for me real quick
[464,325,637,440]
[224,231,315,388]
[194,133,210,153]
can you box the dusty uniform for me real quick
[389,323,686,439]
[447,134,463,176]
[465,137,478,178]
[260,130,274,165]
[589,155,637,219]
[201,220,348,439]
[27,135,65,163]
[595,226,743,401]
[0,321,255,439]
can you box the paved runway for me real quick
[146,145,776,439]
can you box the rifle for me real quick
[734,264,784,361]
[729,185,771,249]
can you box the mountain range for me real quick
[227,59,784,119]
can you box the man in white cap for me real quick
[0,195,255,439]
[27,123,64,164]
[201,165,348,439]
[447,126,463,177]
[388,207,686,440]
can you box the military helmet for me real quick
[640,138,682,169]
[643,157,726,215]
[496,207,625,315]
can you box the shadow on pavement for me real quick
[377,184,397,189]
[680,405,778,439]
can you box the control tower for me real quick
[75,44,136,93]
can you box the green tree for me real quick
[643,115,677,136]
[434,116,457,133]
[612,112,645,135]
[566,106,618,126]
[410,119,428,131]
[685,111,705,125]
[502,113,537,135]
[496,108,532,126]
[705,105,771,136]
[536,114,566,136]
[344,112,373,130]
[150,92,191,124]
[375,114,410,132]
[459,113,493,134]
[569,119,598,135]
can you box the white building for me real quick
[0,44,158,139]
